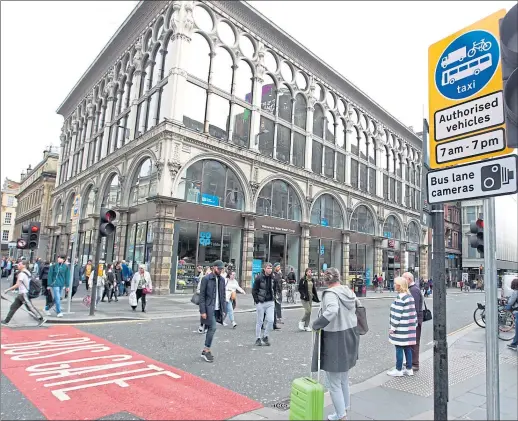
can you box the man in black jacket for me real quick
[199,260,227,363]
[253,262,276,346]
[404,271,423,372]
[272,263,284,327]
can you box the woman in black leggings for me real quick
[130,264,152,312]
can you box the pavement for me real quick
[229,323,518,421]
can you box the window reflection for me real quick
[278,84,292,122]
[359,163,368,192]
[258,117,274,157]
[129,158,157,206]
[231,103,251,147]
[359,131,367,161]
[208,95,229,140]
[368,139,376,164]
[311,194,343,228]
[276,125,291,163]
[408,222,420,243]
[350,205,375,234]
[350,159,359,189]
[311,140,323,174]
[292,132,305,168]
[325,111,335,143]
[234,60,253,103]
[324,147,334,178]
[313,105,324,138]
[256,179,301,221]
[102,174,120,208]
[82,187,96,216]
[383,215,401,239]
[336,119,345,149]
[261,76,276,115]
[336,153,346,183]
[369,168,376,195]
[185,33,211,82]
[349,128,359,156]
[294,94,307,129]
[183,82,207,132]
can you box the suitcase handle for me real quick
[311,329,321,383]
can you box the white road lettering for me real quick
[7,344,111,361]
[1,337,92,350]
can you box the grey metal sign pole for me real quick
[483,197,499,420]
[432,203,448,421]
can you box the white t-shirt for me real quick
[215,276,220,311]
[18,271,30,294]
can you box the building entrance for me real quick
[253,231,300,279]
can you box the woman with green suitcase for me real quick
[311,267,360,421]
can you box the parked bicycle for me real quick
[473,298,516,341]
[285,283,297,304]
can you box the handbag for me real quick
[230,291,237,301]
[423,299,433,322]
[191,292,200,305]
[142,287,152,295]
[355,301,369,335]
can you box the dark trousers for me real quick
[110,285,118,301]
[5,294,43,323]
[204,311,217,348]
[71,285,78,298]
[44,287,54,309]
[102,285,113,302]
[134,289,146,311]
[275,301,282,319]
[410,323,422,369]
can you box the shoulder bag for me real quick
[355,301,369,335]
[423,298,432,322]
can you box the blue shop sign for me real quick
[199,231,212,246]
[202,193,220,207]
[321,218,329,227]
[320,245,325,256]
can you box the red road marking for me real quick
[1,325,262,420]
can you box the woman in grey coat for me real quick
[312,267,360,421]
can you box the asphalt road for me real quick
[1,290,485,419]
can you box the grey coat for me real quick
[311,285,360,373]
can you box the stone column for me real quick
[342,231,350,286]
[376,144,384,198]
[241,213,256,291]
[101,69,116,159]
[300,223,311,279]
[250,45,265,152]
[67,121,78,180]
[148,196,181,295]
[400,242,407,274]
[420,245,429,280]
[46,226,57,261]
[114,208,129,261]
[304,91,315,172]
[374,238,383,278]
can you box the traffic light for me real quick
[16,224,30,249]
[28,222,41,250]
[500,4,517,148]
[99,207,116,237]
[469,217,484,257]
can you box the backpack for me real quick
[21,270,41,299]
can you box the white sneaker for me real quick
[44,310,51,316]
[305,326,312,332]
[57,313,63,318]
[232,321,237,328]
[298,321,305,331]
[198,326,204,334]
[387,368,404,377]
[223,322,228,327]
[404,368,414,376]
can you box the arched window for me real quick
[233,60,253,103]
[294,94,307,130]
[65,193,76,223]
[336,118,345,149]
[177,159,245,210]
[53,200,63,225]
[408,222,420,243]
[350,205,375,235]
[310,194,343,229]
[368,138,376,164]
[396,154,402,177]
[102,174,120,208]
[278,84,292,122]
[359,131,367,160]
[349,127,359,156]
[261,75,276,115]
[325,111,335,143]
[185,33,211,82]
[151,46,164,87]
[82,186,96,217]
[416,166,421,187]
[313,105,324,138]
[129,158,157,206]
[211,47,233,93]
[256,179,301,221]
[388,149,395,173]
[383,215,401,239]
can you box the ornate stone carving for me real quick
[306,195,314,207]
[118,175,125,190]
[106,68,117,100]
[170,1,194,38]
[250,181,260,197]
[155,159,165,181]
[133,38,144,72]
[86,94,95,119]
[167,158,181,180]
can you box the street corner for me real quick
[0,325,263,420]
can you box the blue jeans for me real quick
[45,287,62,314]
[256,301,274,339]
[326,371,350,417]
[225,300,234,323]
[389,281,394,292]
[204,311,217,349]
[118,282,125,296]
[395,345,412,371]
[512,311,518,346]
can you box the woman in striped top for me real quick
[387,276,418,377]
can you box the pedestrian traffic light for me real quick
[99,208,116,237]
[500,4,518,148]
[16,224,30,249]
[469,217,484,257]
[28,222,41,250]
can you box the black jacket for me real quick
[286,271,297,283]
[115,268,123,284]
[409,283,424,324]
[199,273,226,326]
[298,276,320,303]
[253,271,277,304]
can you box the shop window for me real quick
[198,223,223,267]
[292,132,306,168]
[256,179,301,222]
[349,243,374,285]
[221,226,242,275]
[310,194,343,229]
[258,117,274,158]
[125,223,137,266]
[312,141,323,174]
[383,215,401,239]
[276,125,291,163]
[408,221,420,243]
[324,147,335,178]
[350,205,375,235]
[336,153,346,183]
[129,158,157,206]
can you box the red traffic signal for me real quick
[476,219,484,229]
[28,222,41,250]
[99,208,117,237]
[31,225,40,233]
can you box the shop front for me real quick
[349,233,375,286]
[382,239,402,287]
[406,242,420,276]
[309,225,343,286]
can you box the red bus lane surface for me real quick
[1,325,262,420]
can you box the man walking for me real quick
[199,260,226,363]
[272,263,284,327]
[71,258,81,299]
[253,262,276,346]
[44,255,70,318]
[403,271,423,372]
[83,260,93,291]
[2,261,46,326]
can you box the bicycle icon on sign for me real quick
[468,39,491,57]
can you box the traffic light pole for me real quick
[89,233,102,317]
[431,203,448,421]
[483,197,499,420]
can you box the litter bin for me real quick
[353,278,366,297]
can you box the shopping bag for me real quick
[129,291,137,307]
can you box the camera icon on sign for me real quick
[480,163,515,192]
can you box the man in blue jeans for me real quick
[199,260,227,363]
[44,255,70,318]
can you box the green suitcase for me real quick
[289,331,324,420]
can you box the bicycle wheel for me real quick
[473,307,486,328]
[498,310,515,341]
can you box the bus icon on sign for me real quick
[435,29,499,100]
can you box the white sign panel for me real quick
[435,128,505,164]
[427,154,518,204]
[462,273,468,282]
[434,91,504,141]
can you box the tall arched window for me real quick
[336,118,345,149]
[350,205,375,235]
[102,174,120,208]
[65,193,76,223]
[383,215,401,239]
[177,159,245,210]
[294,94,307,129]
[408,222,420,243]
[278,84,293,122]
[256,180,301,221]
[53,200,63,225]
[211,47,233,93]
[129,158,157,206]
[310,194,343,229]
[234,60,253,103]
[261,75,276,115]
[313,105,324,138]
[359,131,367,160]
[185,33,211,82]
[325,111,335,142]
[368,138,376,164]
[82,186,96,217]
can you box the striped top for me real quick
[389,292,417,346]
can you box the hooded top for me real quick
[311,285,360,373]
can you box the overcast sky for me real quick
[1,0,515,183]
